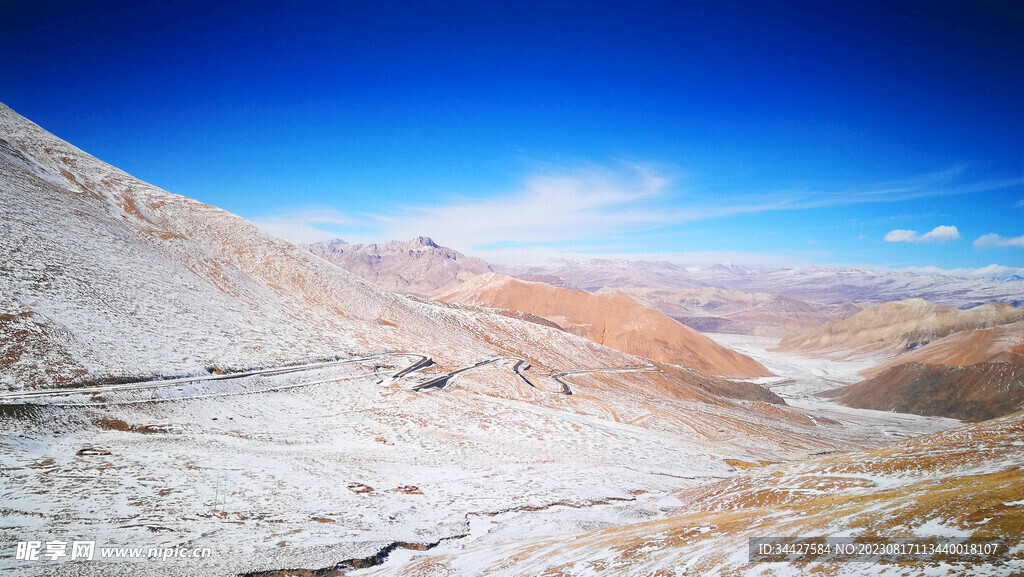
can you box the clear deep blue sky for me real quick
[2,0,1022,272]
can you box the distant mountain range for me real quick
[606,285,859,337]
[497,259,1024,308]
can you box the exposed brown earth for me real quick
[439,273,771,378]
[825,362,1024,422]
[0,310,91,389]
[860,321,1024,378]
[96,418,169,434]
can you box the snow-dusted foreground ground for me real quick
[0,338,976,577]
[0,335,955,577]
[0,350,852,577]
[345,339,1021,577]
[0,337,1012,577]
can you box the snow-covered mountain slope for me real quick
[307,236,491,297]
[0,102,450,388]
[1,102,691,392]
[498,259,1024,308]
[360,411,1024,576]
[776,299,1023,359]
[439,273,771,378]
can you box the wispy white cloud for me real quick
[370,165,674,248]
[749,167,1021,211]
[884,225,960,243]
[974,233,1024,248]
[249,163,1014,259]
[884,229,919,243]
[921,225,960,241]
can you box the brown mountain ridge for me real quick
[439,273,771,378]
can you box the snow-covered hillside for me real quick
[0,102,666,390]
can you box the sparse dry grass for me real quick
[417,413,1024,576]
[96,417,169,434]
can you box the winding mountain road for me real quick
[549,364,660,395]
[411,357,537,391]
[410,358,661,396]
[0,351,664,404]
[0,352,431,403]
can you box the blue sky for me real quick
[2,1,1022,272]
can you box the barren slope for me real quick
[825,362,1024,422]
[819,322,1024,421]
[776,298,1023,359]
[440,274,771,378]
[861,321,1024,378]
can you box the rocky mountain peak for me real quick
[411,236,439,248]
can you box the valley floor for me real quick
[705,333,961,445]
